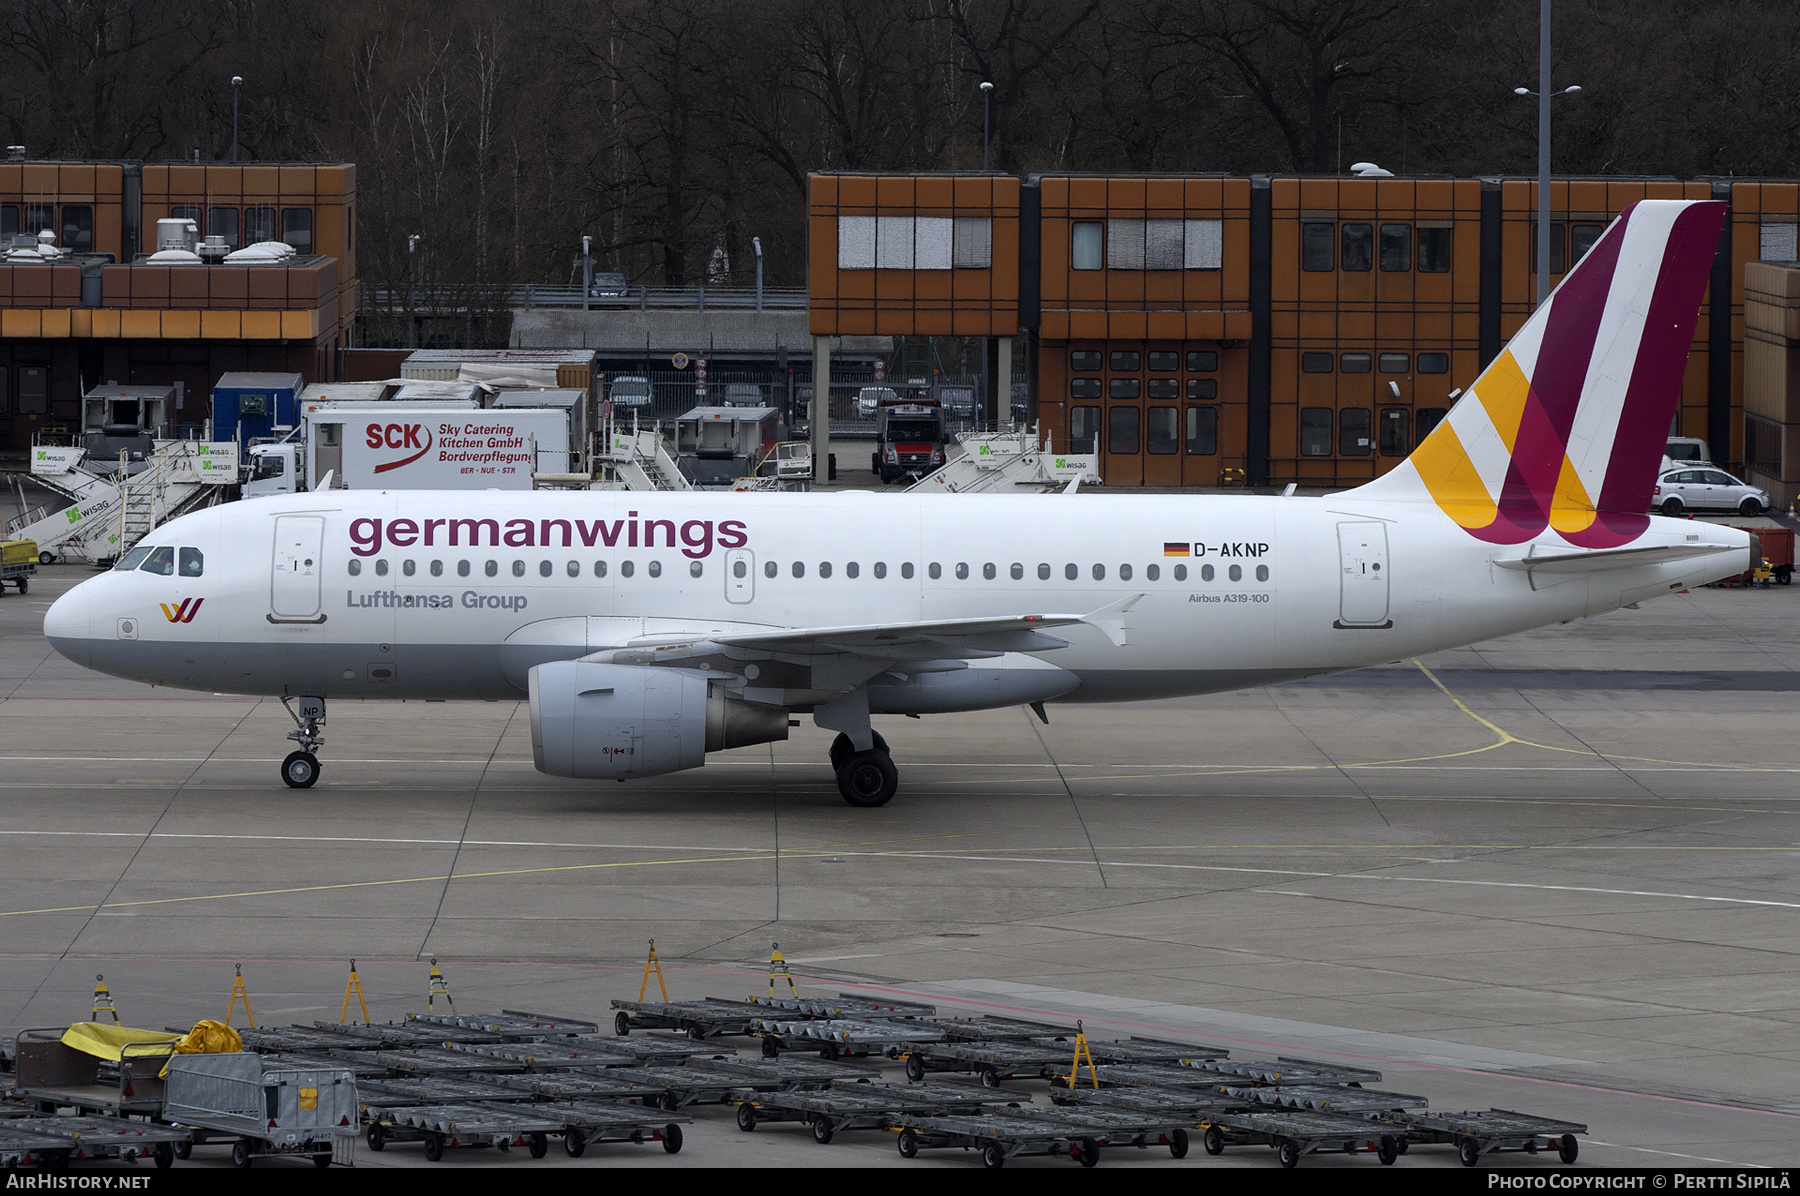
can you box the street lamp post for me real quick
[980,81,994,170]
[581,235,593,312]
[407,234,422,349]
[231,76,243,163]
[752,237,764,313]
[1514,0,1581,305]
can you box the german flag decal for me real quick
[1163,542,1191,557]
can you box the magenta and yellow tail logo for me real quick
[160,598,204,624]
[1367,200,1726,548]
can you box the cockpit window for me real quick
[179,547,204,577]
[113,547,152,571]
[139,546,175,576]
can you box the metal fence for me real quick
[602,370,1027,438]
[363,284,808,313]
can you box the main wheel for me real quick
[366,1123,386,1151]
[981,1143,1005,1169]
[1559,1134,1579,1165]
[564,1128,586,1158]
[153,1142,174,1169]
[737,1103,757,1132]
[1741,497,1764,516]
[1661,497,1684,516]
[662,1125,683,1154]
[811,1116,835,1145]
[1075,1138,1099,1167]
[660,1091,679,1111]
[761,1036,779,1058]
[528,1132,548,1158]
[231,1139,252,1169]
[423,1133,445,1162]
[1277,1139,1300,1169]
[1203,1126,1224,1156]
[614,1011,631,1036]
[904,1054,925,1082]
[897,1128,918,1158]
[979,1066,1001,1088]
[838,749,898,807]
[38,551,53,566]
[1459,1139,1482,1167]
[312,1153,332,1169]
[1169,1128,1189,1159]
[281,751,320,789]
[1378,1136,1398,1165]
[173,1141,192,1160]
[15,578,25,594]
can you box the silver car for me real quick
[1652,467,1769,516]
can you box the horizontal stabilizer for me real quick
[1494,542,1744,575]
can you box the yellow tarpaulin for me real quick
[61,1019,243,1078]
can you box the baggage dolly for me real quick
[1195,1108,1406,1167]
[611,998,766,1039]
[893,1108,1192,1169]
[0,1124,74,1170]
[20,1115,192,1169]
[532,1102,690,1157]
[488,1071,668,1104]
[615,1059,868,1110]
[1364,1108,1587,1166]
[339,1047,525,1075]
[1182,1055,1383,1085]
[889,1038,1089,1086]
[373,1102,574,1160]
[757,1016,939,1059]
[733,1081,1022,1143]
[410,1010,598,1038]
[1221,1082,1426,1115]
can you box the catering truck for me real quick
[243,404,573,496]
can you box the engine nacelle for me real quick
[529,661,788,780]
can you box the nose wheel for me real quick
[279,695,326,789]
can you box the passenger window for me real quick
[952,563,966,580]
[982,563,995,580]
[594,561,608,577]
[1229,564,1242,581]
[764,560,777,578]
[846,562,859,578]
[621,561,635,577]
[874,562,887,579]
[792,561,805,578]
[538,560,552,577]
[459,560,471,577]
[404,560,417,577]
[178,547,204,577]
[1092,564,1106,580]
[1341,223,1373,271]
[902,562,915,579]
[818,562,832,578]
[375,560,389,576]
[1201,564,1214,581]
[347,559,361,577]
[1256,565,1270,581]
[1064,563,1078,580]
[512,560,525,577]
[689,561,703,578]
[567,561,580,577]
[929,563,942,579]
[1010,563,1023,580]
[1174,564,1188,581]
[431,560,443,577]
[140,546,175,575]
[1146,563,1160,581]
[734,560,747,578]
[485,560,499,577]
[1119,563,1133,581]
[1038,563,1051,580]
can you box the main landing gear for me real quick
[830,731,897,808]
[280,695,326,789]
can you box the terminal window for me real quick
[1104,218,1222,270]
[1146,407,1179,453]
[0,205,15,238]
[60,205,92,252]
[1378,353,1409,373]
[18,366,47,414]
[1300,352,1333,373]
[1339,407,1372,455]
[1070,405,1101,452]
[1109,406,1140,454]
[1071,378,1102,399]
[1187,379,1217,400]
[1187,351,1218,372]
[1071,221,1104,270]
[1186,405,1218,455]
[1418,226,1452,272]
[246,206,277,245]
[1531,225,1567,275]
[1341,224,1373,271]
[1147,378,1179,400]
[24,203,53,235]
[283,208,314,254]
[1570,223,1606,267]
[1417,352,1449,373]
[1302,222,1333,271]
[1109,378,1140,399]
[1070,350,1103,371]
[1379,408,1410,456]
[1147,350,1180,371]
[1379,224,1410,271]
[1340,353,1372,373]
[1109,350,1140,372]
[209,206,241,250]
[1299,407,1332,455]
[1417,407,1449,439]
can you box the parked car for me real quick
[1652,467,1769,516]
[938,386,976,419]
[855,386,898,419]
[608,375,653,408]
[720,383,765,407]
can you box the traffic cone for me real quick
[1787,497,1795,520]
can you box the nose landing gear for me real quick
[280,695,326,789]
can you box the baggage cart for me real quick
[447,1040,643,1069]
[1221,1082,1426,1114]
[893,1108,1192,1169]
[612,1061,844,1110]
[531,1103,689,1158]
[12,1027,174,1116]
[335,1047,524,1075]
[757,1016,939,1059]
[0,539,36,594]
[1050,1085,1236,1118]
[163,1053,358,1169]
[358,1075,535,1110]
[1181,1055,1383,1085]
[410,1010,597,1038]
[14,1114,191,1169]
[1363,1108,1586,1166]
[1194,1107,1406,1167]
[0,1124,74,1170]
[611,997,767,1039]
[734,1081,1023,1143]
[891,1038,1103,1086]
[755,993,937,1019]
[371,1102,573,1160]
[315,1019,503,1047]
[488,1071,668,1103]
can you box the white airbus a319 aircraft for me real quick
[46,200,1753,807]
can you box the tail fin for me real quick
[1354,199,1726,547]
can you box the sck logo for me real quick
[366,422,433,473]
[160,598,204,624]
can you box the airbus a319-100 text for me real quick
[45,200,1755,806]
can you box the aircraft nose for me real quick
[43,583,93,668]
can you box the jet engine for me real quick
[528,661,789,780]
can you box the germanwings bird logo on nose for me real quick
[160,598,204,623]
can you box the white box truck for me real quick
[244,404,572,496]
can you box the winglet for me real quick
[1063,475,1080,495]
[313,469,335,492]
[1082,593,1145,646]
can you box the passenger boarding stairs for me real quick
[593,423,692,491]
[907,429,1099,494]
[10,439,237,564]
